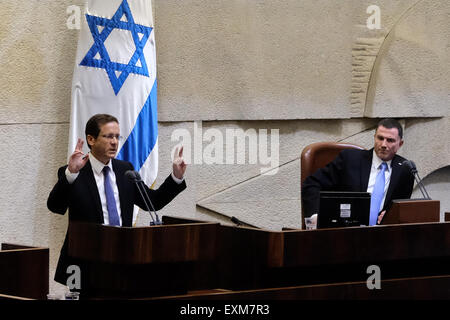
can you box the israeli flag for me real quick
[68,0,158,223]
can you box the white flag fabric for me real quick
[68,0,158,223]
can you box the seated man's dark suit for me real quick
[47,158,186,286]
[301,148,414,218]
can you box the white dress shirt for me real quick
[65,154,122,226]
[366,150,392,211]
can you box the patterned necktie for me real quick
[369,162,387,226]
[102,166,120,226]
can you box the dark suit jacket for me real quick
[301,148,414,218]
[47,158,186,285]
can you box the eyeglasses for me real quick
[100,134,123,141]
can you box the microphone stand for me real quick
[414,171,431,200]
[126,170,162,226]
[411,168,431,200]
[136,179,162,225]
[403,160,431,200]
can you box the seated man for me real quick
[301,118,414,226]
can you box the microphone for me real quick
[125,170,162,225]
[230,216,260,228]
[230,216,243,226]
[401,160,431,200]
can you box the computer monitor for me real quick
[317,191,371,229]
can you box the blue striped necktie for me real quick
[369,162,387,226]
[102,166,120,226]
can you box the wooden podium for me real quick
[382,199,440,225]
[67,204,449,299]
[0,243,48,300]
[67,219,219,299]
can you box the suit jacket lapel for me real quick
[385,155,402,208]
[79,161,104,224]
[360,149,373,191]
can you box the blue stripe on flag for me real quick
[117,81,158,171]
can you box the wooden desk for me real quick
[0,243,48,299]
[164,216,450,295]
[67,220,219,298]
[66,215,450,299]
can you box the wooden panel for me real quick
[1,243,35,251]
[215,222,450,291]
[277,222,450,288]
[148,275,450,300]
[67,221,220,298]
[383,200,440,224]
[68,221,219,264]
[216,225,284,290]
[283,222,450,267]
[0,293,34,300]
[0,244,48,300]
[64,216,450,299]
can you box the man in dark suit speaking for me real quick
[47,113,187,287]
[302,118,414,226]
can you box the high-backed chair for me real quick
[300,142,365,228]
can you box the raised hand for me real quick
[172,146,187,180]
[68,138,89,173]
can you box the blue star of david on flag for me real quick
[79,0,152,95]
